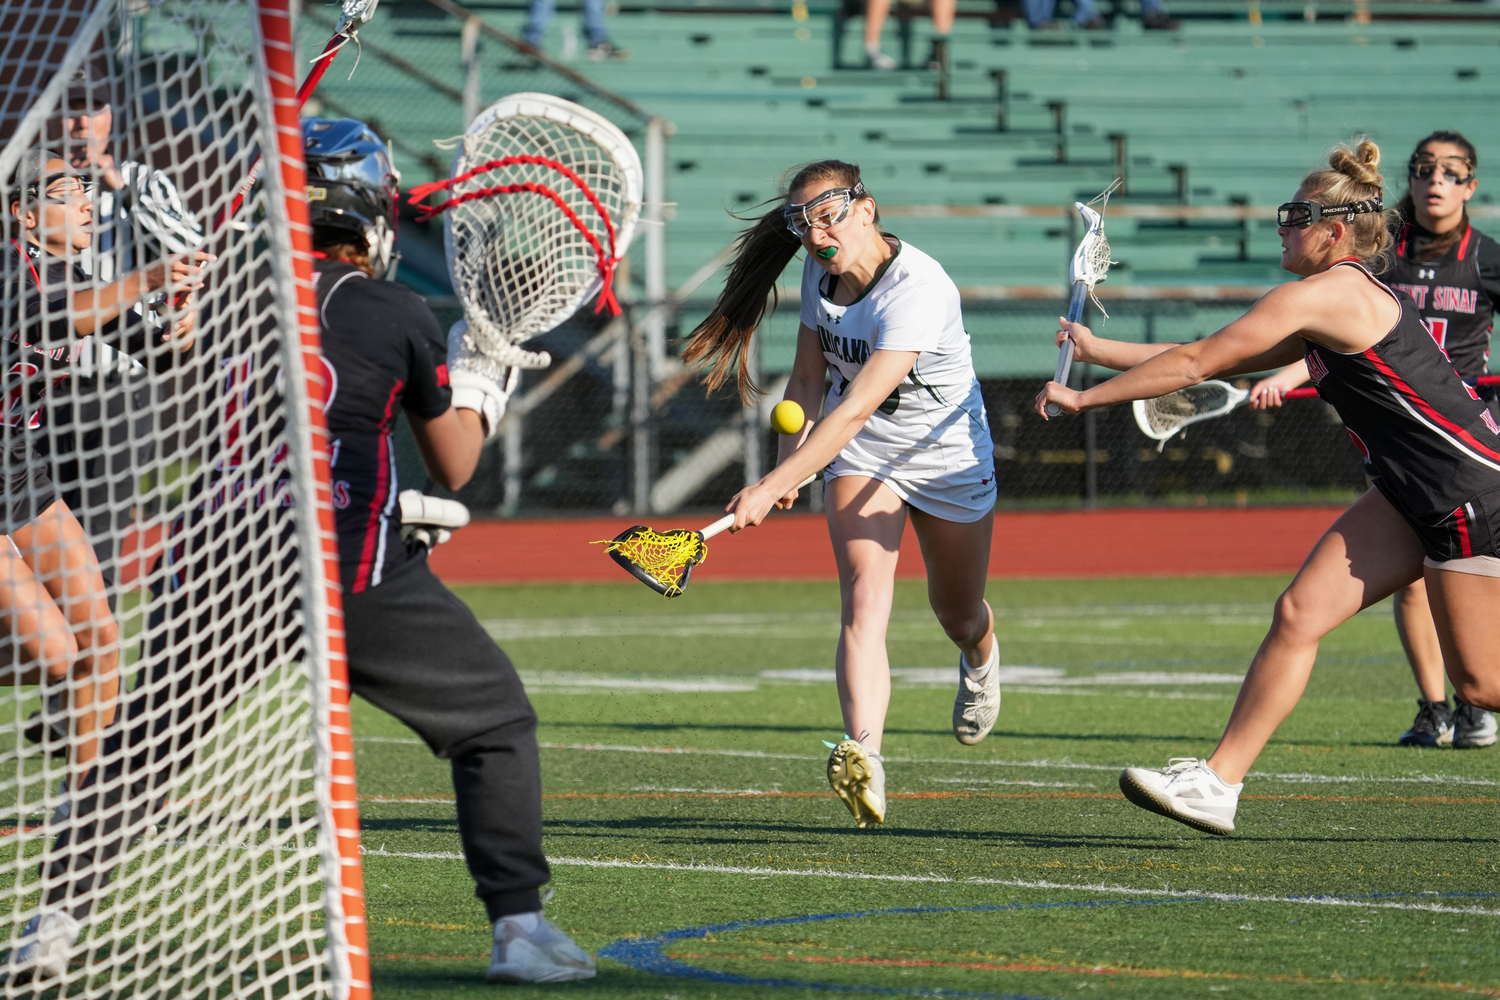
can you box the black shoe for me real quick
[1398,697,1454,747]
[1077,16,1108,28]
[1142,12,1180,28]
[1453,697,1498,749]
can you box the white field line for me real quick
[356,739,1500,787]
[356,850,1500,917]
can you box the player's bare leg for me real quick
[1425,569,1500,731]
[1392,577,1457,746]
[1205,487,1423,784]
[1394,580,1447,701]
[826,475,905,753]
[11,501,119,775]
[909,506,998,744]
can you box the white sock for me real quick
[962,641,997,681]
[865,41,884,56]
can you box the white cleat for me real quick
[952,642,1001,745]
[827,739,886,829]
[486,910,596,984]
[7,910,80,981]
[1119,758,1241,836]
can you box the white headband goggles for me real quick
[783,182,867,238]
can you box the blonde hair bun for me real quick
[1327,138,1383,191]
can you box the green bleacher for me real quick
[306,0,1500,365]
[304,0,1500,509]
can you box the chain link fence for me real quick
[390,295,1365,516]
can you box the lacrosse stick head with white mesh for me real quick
[1069,195,1118,319]
[1132,380,1248,449]
[407,93,644,371]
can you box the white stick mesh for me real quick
[0,1,347,995]
[424,94,642,371]
[1133,382,1242,442]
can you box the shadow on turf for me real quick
[544,815,1180,848]
[546,720,1209,744]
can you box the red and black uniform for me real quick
[315,258,452,592]
[1387,221,1500,387]
[1305,260,1500,561]
[313,256,550,921]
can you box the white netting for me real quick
[1133,382,1240,442]
[414,93,642,372]
[0,1,352,996]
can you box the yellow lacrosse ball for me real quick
[770,400,805,436]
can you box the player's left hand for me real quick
[165,308,196,351]
[1035,380,1083,417]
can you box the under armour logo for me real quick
[1418,268,1437,280]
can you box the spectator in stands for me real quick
[1024,0,1177,31]
[864,0,955,70]
[522,0,627,61]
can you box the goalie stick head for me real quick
[406,93,644,372]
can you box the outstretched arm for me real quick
[1037,285,1314,416]
[1056,317,1180,372]
[726,340,918,531]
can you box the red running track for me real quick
[427,506,1345,585]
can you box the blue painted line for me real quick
[600,891,1500,997]
[599,899,1196,1000]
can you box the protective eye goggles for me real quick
[1276,198,1383,229]
[1408,153,1475,185]
[783,182,868,238]
[26,174,93,202]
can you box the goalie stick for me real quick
[1133,374,1500,447]
[407,92,644,373]
[1047,178,1120,417]
[219,0,382,227]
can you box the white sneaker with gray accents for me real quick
[1119,758,1241,835]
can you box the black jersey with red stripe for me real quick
[1304,260,1500,526]
[1386,222,1500,381]
[314,258,452,593]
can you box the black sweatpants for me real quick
[342,555,550,920]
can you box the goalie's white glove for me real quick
[398,489,471,550]
[448,320,519,442]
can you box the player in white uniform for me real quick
[683,160,999,828]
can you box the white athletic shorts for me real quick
[826,458,997,524]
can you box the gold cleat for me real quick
[826,739,886,829]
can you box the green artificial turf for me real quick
[353,577,1500,999]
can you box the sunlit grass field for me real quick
[356,577,1500,999]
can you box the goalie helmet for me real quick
[302,116,401,279]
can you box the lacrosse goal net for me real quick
[0,1,366,997]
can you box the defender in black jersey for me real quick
[1036,139,1500,837]
[1250,131,1500,750]
[304,118,595,983]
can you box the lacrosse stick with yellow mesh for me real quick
[1047,179,1121,417]
[598,474,817,597]
[406,93,643,374]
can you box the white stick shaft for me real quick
[699,474,818,541]
[1046,282,1090,417]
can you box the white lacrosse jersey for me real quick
[798,239,992,480]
